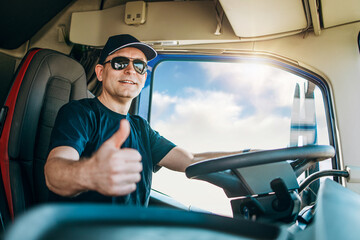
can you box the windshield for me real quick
[148,57,332,216]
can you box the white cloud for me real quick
[151,91,178,122]
[200,62,305,112]
[150,62,328,153]
[152,89,291,153]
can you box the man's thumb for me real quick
[107,119,130,148]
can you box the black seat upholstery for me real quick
[5,48,88,217]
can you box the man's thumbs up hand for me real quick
[86,119,143,196]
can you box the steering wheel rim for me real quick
[185,145,335,179]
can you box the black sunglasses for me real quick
[103,56,147,75]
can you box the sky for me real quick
[151,61,329,152]
[149,60,330,216]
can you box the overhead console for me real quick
[219,0,308,38]
[69,0,310,47]
[69,0,360,48]
[69,1,240,47]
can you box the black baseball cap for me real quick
[98,34,157,64]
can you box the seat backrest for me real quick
[0,48,88,218]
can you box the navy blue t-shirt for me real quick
[48,97,175,206]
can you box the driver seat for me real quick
[0,48,89,219]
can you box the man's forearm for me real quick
[44,156,91,197]
[159,148,253,173]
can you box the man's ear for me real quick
[95,64,104,82]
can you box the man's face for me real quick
[97,47,147,102]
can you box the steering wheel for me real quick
[185,145,335,179]
[185,145,335,222]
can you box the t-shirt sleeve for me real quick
[48,102,91,156]
[146,121,176,171]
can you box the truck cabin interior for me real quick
[0,0,360,240]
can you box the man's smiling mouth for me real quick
[119,80,136,84]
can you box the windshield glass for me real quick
[149,59,332,216]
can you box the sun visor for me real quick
[218,0,308,38]
[69,1,240,47]
[321,0,360,28]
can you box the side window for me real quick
[149,57,332,216]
